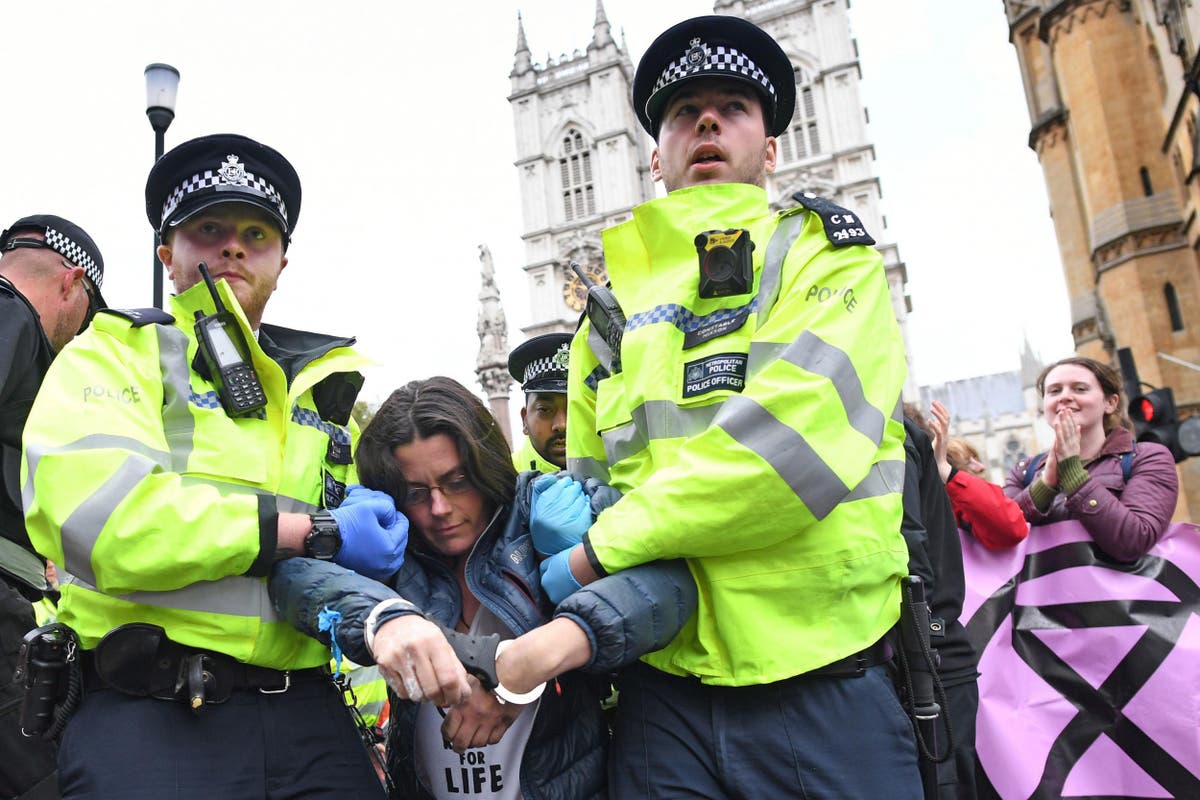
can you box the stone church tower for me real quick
[507,2,651,339]
[508,0,915,397]
[1003,0,1200,517]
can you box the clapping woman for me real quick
[1002,357,1178,561]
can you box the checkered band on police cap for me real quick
[44,226,102,289]
[0,214,105,291]
[522,345,570,386]
[508,332,572,393]
[159,157,287,232]
[146,134,302,241]
[652,42,775,110]
[632,15,797,138]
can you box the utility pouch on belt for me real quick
[14,622,79,739]
[93,623,222,709]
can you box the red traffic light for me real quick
[1128,387,1176,425]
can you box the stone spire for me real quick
[590,0,613,49]
[475,244,513,445]
[1019,333,1043,389]
[512,12,532,77]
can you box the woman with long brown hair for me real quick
[1003,357,1178,561]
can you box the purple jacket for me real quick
[1004,427,1178,562]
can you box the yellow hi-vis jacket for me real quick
[22,278,369,670]
[568,183,909,687]
[512,436,560,474]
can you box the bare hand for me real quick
[441,675,522,753]
[1042,438,1059,489]
[1054,408,1081,461]
[371,615,472,707]
[930,401,952,483]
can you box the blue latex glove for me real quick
[328,486,408,581]
[538,548,582,605]
[530,474,592,556]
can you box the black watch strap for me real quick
[305,511,341,560]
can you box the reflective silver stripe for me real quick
[60,455,156,585]
[23,435,171,516]
[178,476,316,514]
[843,460,905,503]
[715,394,848,519]
[780,331,885,445]
[566,456,610,482]
[747,341,788,381]
[755,211,807,331]
[157,325,196,473]
[588,322,618,376]
[276,496,319,514]
[70,571,275,619]
[357,699,386,720]
[600,400,720,465]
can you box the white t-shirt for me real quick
[414,607,540,799]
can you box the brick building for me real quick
[1003,0,1200,518]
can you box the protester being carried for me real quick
[929,400,1027,549]
[1003,357,1178,561]
[270,376,695,800]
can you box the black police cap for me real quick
[145,133,301,243]
[508,333,572,394]
[632,15,796,139]
[0,214,106,307]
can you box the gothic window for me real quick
[1165,282,1184,332]
[777,69,821,165]
[559,128,595,222]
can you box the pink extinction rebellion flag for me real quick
[960,521,1200,800]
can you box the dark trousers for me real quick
[0,577,58,799]
[937,680,979,800]
[56,675,385,799]
[610,660,923,800]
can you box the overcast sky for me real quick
[2,0,1071,418]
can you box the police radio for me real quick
[193,262,267,416]
[569,260,626,371]
[694,229,754,298]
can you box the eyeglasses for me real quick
[62,260,99,332]
[402,473,474,507]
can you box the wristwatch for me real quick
[305,511,342,560]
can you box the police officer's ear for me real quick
[650,147,664,184]
[157,242,176,281]
[763,136,778,176]
[520,405,531,436]
[56,263,84,300]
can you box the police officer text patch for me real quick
[791,192,875,247]
[682,352,748,398]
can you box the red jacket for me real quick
[945,469,1028,549]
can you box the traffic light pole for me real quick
[1117,347,1142,408]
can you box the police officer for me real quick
[1,214,103,800]
[507,333,571,471]
[21,134,407,799]
[531,15,923,798]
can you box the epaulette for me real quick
[790,192,876,247]
[99,307,176,327]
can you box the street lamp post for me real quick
[144,63,180,309]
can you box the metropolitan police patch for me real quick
[682,352,748,398]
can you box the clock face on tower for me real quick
[562,262,607,312]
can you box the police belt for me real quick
[804,635,892,679]
[81,623,330,707]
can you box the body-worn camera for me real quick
[14,623,75,738]
[694,229,754,298]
